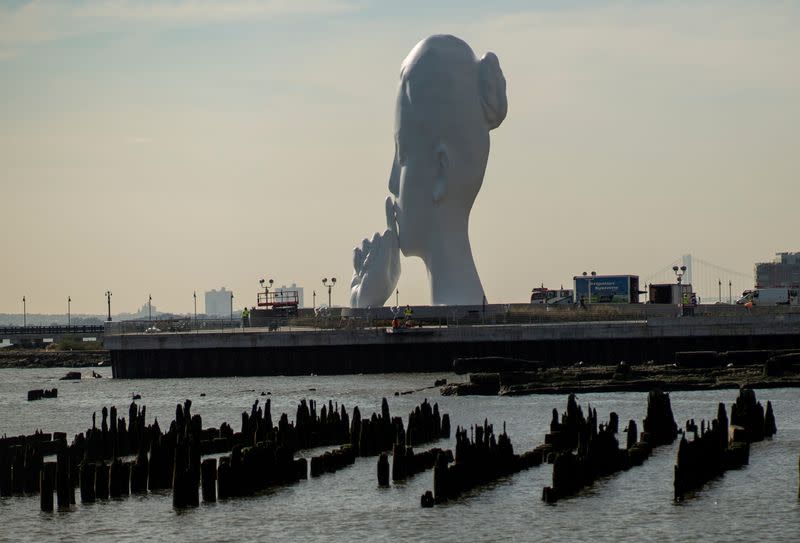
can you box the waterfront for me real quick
[1,368,798,542]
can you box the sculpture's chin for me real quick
[398,238,415,259]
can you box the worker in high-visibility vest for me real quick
[681,292,690,317]
[242,306,250,328]
[403,305,413,327]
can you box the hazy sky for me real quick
[1,0,798,315]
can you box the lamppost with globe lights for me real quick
[22,296,27,327]
[672,265,687,284]
[322,277,336,308]
[193,291,197,328]
[148,295,152,321]
[67,296,71,327]
[259,278,274,308]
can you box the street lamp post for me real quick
[22,296,27,328]
[672,265,687,284]
[312,290,316,309]
[105,291,112,322]
[729,281,732,304]
[230,292,234,322]
[396,289,399,308]
[322,277,336,308]
[718,279,722,303]
[67,296,71,327]
[193,291,197,328]
[259,278,274,307]
[148,295,152,321]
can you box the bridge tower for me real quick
[682,254,693,286]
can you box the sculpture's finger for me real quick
[381,228,401,281]
[385,196,398,236]
[353,246,364,272]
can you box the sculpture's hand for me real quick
[350,197,401,308]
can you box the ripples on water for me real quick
[0,367,798,543]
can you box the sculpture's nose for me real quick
[388,157,399,197]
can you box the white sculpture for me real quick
[350,34,507,307]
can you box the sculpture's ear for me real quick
[432,143,449,204]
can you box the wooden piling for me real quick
[95,461,109,499]
[56,442,71,509]
[39,462,56,512]
[79,462,96,503]
[109,460,130,498]
[130,448,148,494]
[201,458,217,503]
[217,457,231,500]
[377,453,390,487]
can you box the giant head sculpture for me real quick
[350,35,507,307]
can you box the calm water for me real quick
[0,367,798,543]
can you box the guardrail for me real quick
[0,325,106,336]
[101,304,800,336]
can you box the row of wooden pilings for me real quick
[540,390,679,503]
[410,387,781,507]
[1,395,451,510]
[376,398,453,486]
[674,388,776,501]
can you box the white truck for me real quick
[736,288,799,306]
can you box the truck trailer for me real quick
[736,288,799,306]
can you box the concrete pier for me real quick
[105,315,800,379]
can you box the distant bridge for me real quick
[643,254,752,303]
[0,325,105,345]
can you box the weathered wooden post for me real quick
[95,461,109,499]
[391,444,405,482]
[11,445,24,495]
[130,447,148,494]
[56,442,71,509]
[377,453,390,487]
[217,457,231,500]
[201,458,217,503]
[109,460,130,498]
[433,452,449,503]
[79,462,96,503]
[39,462,56,512]
[764,401,777,437]
[626,420,637,450]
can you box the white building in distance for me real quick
[205,287,232,317]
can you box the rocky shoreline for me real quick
[441,363,800,396]
[0,350,109,369]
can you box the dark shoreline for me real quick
[442,364,800,396]
[0,349,109,369]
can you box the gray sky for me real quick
[1,0,798,315]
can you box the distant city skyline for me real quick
[2,0,798,314]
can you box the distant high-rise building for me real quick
[274,283,305,308]
[755,252,800,288]
[205,287,232,317]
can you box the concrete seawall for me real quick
[106,315,800,379]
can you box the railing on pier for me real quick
[100,303,800,336]
[0,325,106,336]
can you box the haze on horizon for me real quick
[1,0,798,316]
